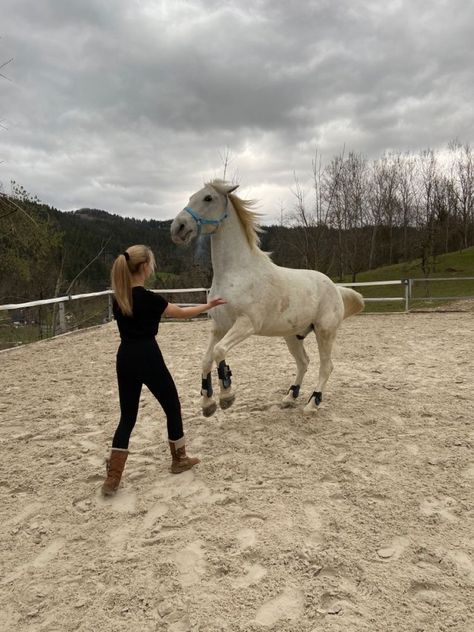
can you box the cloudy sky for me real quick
[1,0,473,223]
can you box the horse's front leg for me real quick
[281,334,310,408]
[217,359,234,409]
[213,315,255,410]
[201,327,224,417]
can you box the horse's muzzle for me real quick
[170,214,196,245]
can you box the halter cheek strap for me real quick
[183,199,228,234]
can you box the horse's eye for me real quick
[204,195,213,202]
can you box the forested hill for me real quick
[0,199,202,304]
[49,207,191,284]
[1,191,473,305]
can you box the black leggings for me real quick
[112,339,184,449]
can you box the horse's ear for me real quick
[223,183,239,195]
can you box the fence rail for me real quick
[337,277,474,312]
[1,279,473,350]
[0,288,210,350]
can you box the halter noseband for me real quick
[183,197,228,234]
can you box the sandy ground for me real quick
[0,312,473,632]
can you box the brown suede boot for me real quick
[101,448,129,496]
[169,438,200,474]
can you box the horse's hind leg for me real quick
[201,327,224,417]
[281,334,310,408]
[212,315,255,410]
[304,327,336,413]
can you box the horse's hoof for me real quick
[219,394,235,410]
[202,402,217,417]
[281,396,297,408]
[304,391,322,414]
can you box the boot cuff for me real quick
[169,436,185,449]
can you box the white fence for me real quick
[339,277,474,311]
[0,288,210,349]
[0,288,209,333]
[1,279,473,349]
[338,279,410,310]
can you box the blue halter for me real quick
[183,201,228,235]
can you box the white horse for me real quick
[170,180,364,415]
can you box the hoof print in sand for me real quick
[254,586,304,626]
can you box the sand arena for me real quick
[1,312,473,631]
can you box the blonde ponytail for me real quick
[111,245,156,316]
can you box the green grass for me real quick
[0,323,44,350]
[335,246,474,312]
[149,271,181,287]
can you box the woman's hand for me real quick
[207,297,227,309]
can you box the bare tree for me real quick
[288,170,319,269]
[219,147,238,183]
[396,153,417,262]
[449,140,474,250]
[283,148,347,272]
[325,151,367,281]
[416,149,440,275]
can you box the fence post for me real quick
[403,279,409,312]
[205,288,210,318]
[58,301,67,333]
[108,294,113,321]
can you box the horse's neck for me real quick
[210,207,258,277]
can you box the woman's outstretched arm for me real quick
[164,297,227,319]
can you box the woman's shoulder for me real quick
[135,287,168,310]
[137,286,159,299]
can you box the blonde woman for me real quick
[102,244,226,496]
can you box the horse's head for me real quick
[170,181,239,245]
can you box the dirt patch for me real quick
[411,298,474,313]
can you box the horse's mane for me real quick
[207,180,267,253]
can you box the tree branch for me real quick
[0,193,39,224]
[65,236,112,295]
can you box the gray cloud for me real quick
[1,0,473,222]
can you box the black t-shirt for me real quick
[113,286,168,340]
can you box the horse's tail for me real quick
[338,286,365,319]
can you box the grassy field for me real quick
[336,246,474,312]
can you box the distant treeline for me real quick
[1,141,473,303]
[283,141,474,281]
